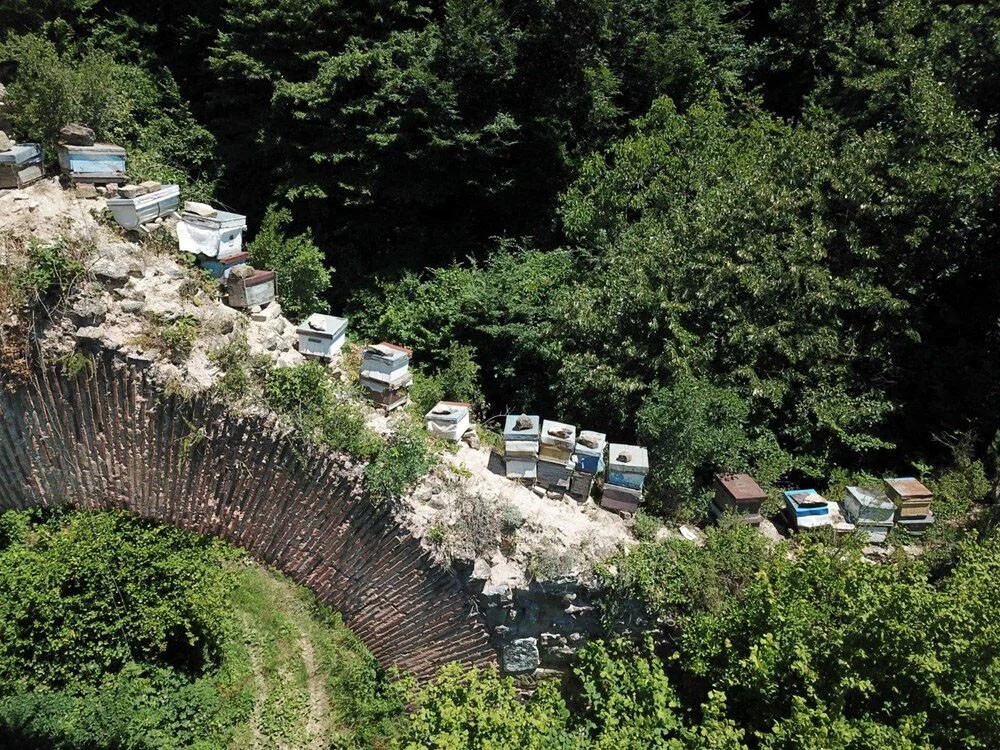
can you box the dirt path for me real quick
[299,632,330,750]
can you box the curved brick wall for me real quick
[0,354,494,680]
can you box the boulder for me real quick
[0,131,12,152]
[251,302,282,322]
[73,326,105,343]
[70,297,107,326]
[90,258,130,287]
[502,638,539,674]
[75,183,98,200]
[59,123,95,146]
[462,428,481,450]
[119,300,145,315]
[138,180,162,193]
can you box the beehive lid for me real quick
[541,419,576,446]
[0,143,41,164]
[607,443,649,474]
[504,413,540,438]
[884,477,933,500]
[715,473,766,503]
[297,314,348,338]
[785,489,827,508]
[58,142,125,155]
[363,342,409,364]
[425,401,470,423]
[236,270,275,286]
[182,209,247,231]
[106,184,180,207]
[845,486,894,510]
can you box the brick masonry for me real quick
[0,353,495,681]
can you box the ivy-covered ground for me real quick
[0,509,406,749]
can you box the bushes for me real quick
[0,509,230,690]
[246,205,331,320]
[409,343,484,417]
[0,33,217,199]
[596,520,770,631]
[263,361,379,457]
[364,422,436,501]
[139,313,199,364]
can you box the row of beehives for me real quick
[714,473,935,541]
[1,123,125,190]
[490,413,649,512]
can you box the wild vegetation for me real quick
[0,508,406,749]
[3,0,1000,747]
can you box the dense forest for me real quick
[3,1,1000,516]
[3,1,1000,747]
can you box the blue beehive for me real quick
[574,430,606,474]
[57,143,126,183]
[607,444,649,490]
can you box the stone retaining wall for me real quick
[0,354,495,680]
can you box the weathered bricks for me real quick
[0,352,495,680]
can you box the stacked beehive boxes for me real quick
[783,489,833,531]
[711,473,766,524]
[226,267,276,309]
[884,477,935,536]
[537,419,576,493]
[360,343,413,411]
[600,444,648,513]
[425,401,471,442]
[504,414,540,480]
[841,486,895,543]
[569,430,606,500]
[177,204,250,280]
[0,142,44,189]
[296,314,348,361]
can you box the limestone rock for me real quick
[91,258,130,287]
[502,638,539,674]
[462,428,480,449]
[251,302,282,322]
[0,131,12,152]
[74,326,105,343]
[138,180,162,193]
[184,201,217,218]
[59,123,95,146]
[471,558,491,582]
[75,183,98,199]
[119,299,145,315]
[118,184,144,199]
[70,298,107,326]
[229,265,255,280]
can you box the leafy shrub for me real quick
[409,343,484,417]
[930,449,990,520]
[247,205,331,320]
[678,535,1000,748]
[0,509,229,690]
[5,238,85,312]
[0,33,217,198]
[398,664,576,749]
[365,422,436,501]
[208,332,271,402]
[597,519,770,631]
[140,314,199,363]
[631,511,660,542]
[263,362,380,457]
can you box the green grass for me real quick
[216,563,407,749]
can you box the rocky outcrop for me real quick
[0,354,494,680]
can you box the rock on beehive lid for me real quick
[59,123,95,146]
[607,443,649,475]
[578,434,599,449]
[0,131,12,152]
[515,414,533,430]
[184,201,218,218]
[229,264,256,280]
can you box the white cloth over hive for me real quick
[177,220,221,257]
